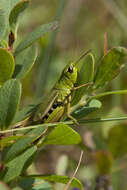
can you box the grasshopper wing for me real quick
[33,90,59,121]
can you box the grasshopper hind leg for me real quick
[66,111,80,126]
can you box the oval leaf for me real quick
[72,99,102,119]
[15,21,58,54]
[0,9,6,41]
[3,125,46,163]
[0,0,21,17]
[27,175,83,190]
[13,46,37,79]
[0,182,10,190]
[0,48,15,85]
[71,53,94,106]
[0,0,21,33]
[0,79,21,130]
[43,123,81,145]
[2,146,37,183]
[0,135,25,148]
[12,100,41,124]
[94,47,127,89]
[9,0,29,33]
[19,178,52,190]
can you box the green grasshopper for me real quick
[33,50,92,126]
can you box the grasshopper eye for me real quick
[68,66,73,73]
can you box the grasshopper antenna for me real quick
[74,49,92,65]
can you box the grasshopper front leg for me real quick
[65,82,92,126]
[73,82,93,90]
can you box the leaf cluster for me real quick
[0,1,127,190]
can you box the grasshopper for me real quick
[33,50,91,126]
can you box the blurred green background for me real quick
[19,0,127,104]
[17,0,127,189]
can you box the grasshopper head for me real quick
[63,62,78,84]
[62,50,91,84]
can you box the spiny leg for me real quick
[66,97,80,126]
[73,82,92,91]
[65,82,93,126]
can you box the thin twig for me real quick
[1,116,127,134]
[64,150,84,190]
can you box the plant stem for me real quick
[1,116,127,134]
[88,89,127,101]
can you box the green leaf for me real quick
[0,0,21,17]
[0,48,15,85]
[13,46,37,79]
[2,146,37,183]
[108,124,127,158]
[71,53,94,106]
[27,175,84,190]
[0,9,6,41]
[3,126,46,163]
[0,40,8,48]
[72,99,102,119]
[15,21,58,54]
[0,182,10,190]
[94,47,127,89]
[43,123,81,145]
[19,178,52,190]
[12,187,23,190]
[0,135,25,148]
[0,0,22,32]
[9,0,29,33]
[0,79,21,130]
[12,99,42,124]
